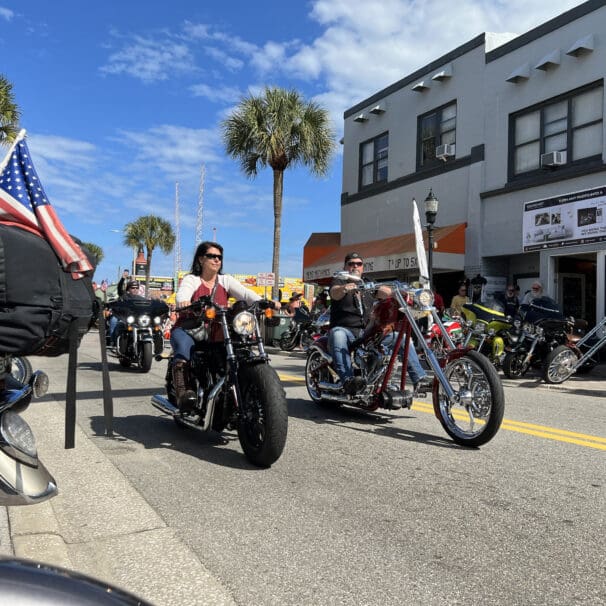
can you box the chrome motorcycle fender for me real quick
[0,449,57,506]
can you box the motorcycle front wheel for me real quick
[279,330,299,351]
[237,364,288,468]
[433,350,504,447]
[543,345,578,384]
[139,342,153,372]
[502,351,529,379]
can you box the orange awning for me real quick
[303,223,466,283]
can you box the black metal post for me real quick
[427,223,434,288]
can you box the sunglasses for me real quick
[204,253,222,261]
[347,261,363,267]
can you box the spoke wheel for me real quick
[305,349,338,406]
[502,352,529,379]
[543,345,578,384]
[433,350,504,447]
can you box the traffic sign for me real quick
[257,272,275,286]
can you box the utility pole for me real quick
[195,164,205,247]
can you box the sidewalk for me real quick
[1,397,236,606]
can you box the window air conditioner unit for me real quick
[435,144,455,161]
[540,151,566,168]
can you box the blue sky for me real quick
[0,0,585,284]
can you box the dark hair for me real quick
[127,280,139,289]
[191,241,224,276]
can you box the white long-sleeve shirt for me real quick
[176,274,261,307]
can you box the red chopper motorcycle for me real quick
[305,278,505,447]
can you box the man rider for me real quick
[328,252,430,402]
[108,279,146,347]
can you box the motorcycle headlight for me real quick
[474,322,485,333]
[414,288,434,309]
[153,316,162,325]
[1,410,37,463]
[138,315,151,327]
[126,315,135,324]
[233,311,256,336]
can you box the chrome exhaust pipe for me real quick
[151,394,179,415]
[317,381,342,392]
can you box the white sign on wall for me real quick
[523,185,606,251]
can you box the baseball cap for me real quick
[127,280,140,289]
[344,252,363,263]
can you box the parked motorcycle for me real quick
[502,298,605,383]
[11,355,33,383]
[107,299,168,372]
[423,310,465,356]
[279,305,314,351]
[305,278,505,447]
[460,302,515,367]
[151,297,288,467]
[0,354,57,506]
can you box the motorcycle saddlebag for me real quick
[0,225,96,357]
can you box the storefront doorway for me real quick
[555,254,596,325]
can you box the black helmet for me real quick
[127,280,140,289]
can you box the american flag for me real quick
[0,129,93,277]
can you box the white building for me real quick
[303,0,605,326]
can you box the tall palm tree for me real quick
[0,75,20,146]
[81,242,104,267]
[123,215,175,297]
[222,86,335,299]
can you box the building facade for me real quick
[303,0,606,326]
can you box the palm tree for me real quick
[81,242,104,267]
[0,75,20,146]
[123,215,175,297]
[222,86,335,299]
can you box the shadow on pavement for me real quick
[88,414,257,471]
[287,397,464,450]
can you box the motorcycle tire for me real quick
[279,331,298,352]
[237,364,288,468]
[10,356,33,384]
[502,352,529,379]
[305,348,340,407]
[140,342,153,373]
[433,350,505,447]
[543,345,578,384]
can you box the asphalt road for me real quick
[21,334,606,605]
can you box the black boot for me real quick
[172,360,196,412]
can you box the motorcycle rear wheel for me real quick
[237,364,288,468]
[543,345,578,384]
[305,349,338,406]
[139,342,153,372]
[433,350,504,447]
[502,352,529,379]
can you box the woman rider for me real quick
[171,241,275,411]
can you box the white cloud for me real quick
[190,82,242,104]
[0,7,14,20]
[204,46,243,71]
[100,34,196,83]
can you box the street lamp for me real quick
[423,189,439,288]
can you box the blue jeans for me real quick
[381,331,427,385]
[108,315,120,345]
[170,326,195,362]
[327,326,358,382]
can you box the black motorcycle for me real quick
[107,299,168,372]
[502,297,576,380]
[151,297,288,468]
[279,305,317,351]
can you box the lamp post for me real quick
[423,189,439,288]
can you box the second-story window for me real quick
[359,132,388,189]
[511,82,603,178]
[417,101,457,168]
